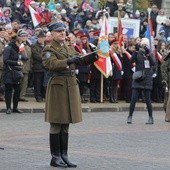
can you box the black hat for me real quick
[37,31,46,37]
[12,19,20,24]
[48,22,65,32]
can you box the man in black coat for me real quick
[149,5,159,36]
[105,0,118,17]
[31,31,46,102]
[122,41,136,103]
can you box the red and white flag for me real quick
[29,5,41,28]
[19,43,25,53]
[24,0,32,12]
[94,15,112,78]
[118,15,123,47]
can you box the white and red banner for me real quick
[94,15,112,78]
[29,5,41,28]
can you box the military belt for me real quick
[54,70,78,77]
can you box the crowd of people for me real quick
[1,0,170,167]
[0,0,170,113]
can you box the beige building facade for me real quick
[162,0,170,17]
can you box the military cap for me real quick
[80,34,88,39]
[75,31,83,37]
[93,31,100,36]
[17,29,28,37]
[48,22,65,32]
[88,28,95,33]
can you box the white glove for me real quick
[152,73,157,78]
[121,71,124,75]
[131,67,136,72]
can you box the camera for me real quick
[141,45,150,54]
[141,45,148,50]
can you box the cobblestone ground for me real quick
[0,111,170,170]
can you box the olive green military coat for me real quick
[42,40,82,124]
[161,51,170,121]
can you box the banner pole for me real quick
[100,74,103,103]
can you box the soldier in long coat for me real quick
[42,22,98,168]
[161,49,170,122]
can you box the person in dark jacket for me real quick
[31,31,46,102]
[76,34,91,102]
[105,0,118,17]
[109,38,123,103]
[89,42,101,103]
[127,38,155,124]
[17,29,31,102]
[151,39,164,103]
[3,33,24,114]
[122,41,136,103]
[89,33,101,102]
[149,4,159,37]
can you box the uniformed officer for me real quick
[42,21,98,168]
[161,50,170,122]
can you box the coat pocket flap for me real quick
[51,79,64,85]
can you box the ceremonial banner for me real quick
[94,15,112,78]
[118,15,123,47]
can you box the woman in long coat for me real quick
[3,34,24,114]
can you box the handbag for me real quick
[8,65,24,82]
[132,70,146,82]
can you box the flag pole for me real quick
[99,9,107,103]
[94,8,112,103]
[100,74,103,103]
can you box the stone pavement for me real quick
[0,110,170,170]
[0,97,164,113]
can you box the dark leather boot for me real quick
[109,86,114,103]
[6,108,11,114]
[109,97,115,103]
[127,116,132,124]
[13,108,23,113]
[60,133,77,168]
[50,134,67,168]
[145,117,154,124]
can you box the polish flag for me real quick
[24,0,32,12]
[19,43,25,53]
[29,5,42,28]
[118,15,123,47]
